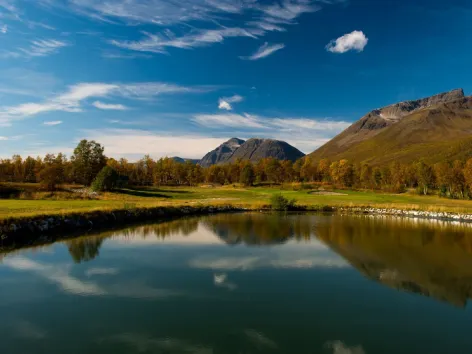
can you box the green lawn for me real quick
[2,185,472,220]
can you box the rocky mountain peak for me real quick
[372,88,465,122]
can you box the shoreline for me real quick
[2,204,472,252]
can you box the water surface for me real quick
[2,213,472,354]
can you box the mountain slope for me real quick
[171,157,199,164]
[227,138,305,164]
[199,138,305,166]
[309,89,472,165]
[199,138,245,167]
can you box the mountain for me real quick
[199,138,245,167]
[315,217,472,308]
[199,138,305,167]
[171,157,199,164]
[309,89,472,165]
[228,138,305,164]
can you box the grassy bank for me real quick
[2,184,472,220]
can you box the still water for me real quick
[2,213,472,354]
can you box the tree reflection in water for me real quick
[6,213,472,308]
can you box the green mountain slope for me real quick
[309,90,472,165]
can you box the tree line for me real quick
[2,139,472,198]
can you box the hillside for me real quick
[199,138,305,166]
[199,138,245,167]
[309,89,472,165]
[171,157,199,164]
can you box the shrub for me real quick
[91,166,119,192]
[270,193,297,211]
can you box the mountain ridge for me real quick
[199,138,305,167]
[309,89,472,165]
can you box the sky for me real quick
[0,0,471,160]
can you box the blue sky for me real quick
[0,0,471,160]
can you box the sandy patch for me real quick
[308,191,348,196]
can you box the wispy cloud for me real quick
[60,0,319,26]
[192,113,351,153]
[1,24,7,34]
[52,0,338,54]
[83,129,231,160]
[0,136,8,141]
[218,95,243,110]
[326,30,369,53]
[240,42,285,60]
[0,0,17,13]
[0,81,216,124]
[3,256,180,299]
[93,101,128,110]
[194,113,265,128]
[1,39,69,59]
[193,112,350,132]
[325,341,366,354]
[110,27,260,53]
[43,120,62,126]
[259,0,321,22]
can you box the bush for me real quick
[91,166,119,192]
[270,193,297,211]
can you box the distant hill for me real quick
[309,89,472,165]
[171,157,199,164]
[199,138,305,167]
[199,138,245,167]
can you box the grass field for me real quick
[2,184,472,220]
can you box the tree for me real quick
[416,161,434,195]
[318,159,331,182]
[240,164,255,186]
[38,164,64,191]
[464,158,472,197]
[91,166,119,192]
[338,159,354,187]
[71,140,106,185]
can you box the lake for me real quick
[1,213,472,354]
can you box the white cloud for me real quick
[0,25,7,34]
[0,81,215,123]
[1,39,69,58]
[218,95,244,110]
[110,27,260,53]
[83,129,231,160]
[50,1,337,54]
[194,113,265,128]
[43,120,62,126]
[271,118,351,132]
[0,136,8,140]
[325,341,366,354]
[326,30,368,53]
[3,257,105,296]
[93,101,128,110]
[241,42,285,60]
[214,273,237,291]
[259,0,320,22]
[193,113,350,132]
[0,0,17,13]
[61,0,319,26]
[3,256,180,299]
[189,252,348,270]
[191,113,351,153]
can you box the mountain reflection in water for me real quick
[3,213,472,308]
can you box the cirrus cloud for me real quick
[93,101,128,110]
[240,42,285,60]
